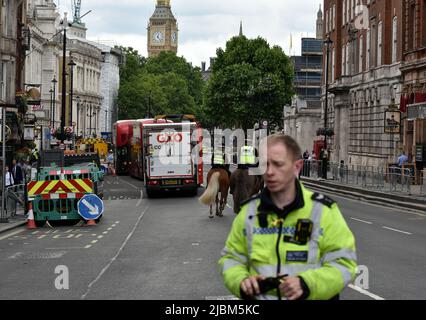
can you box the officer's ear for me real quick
[294,158,304,176]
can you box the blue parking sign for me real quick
[78,194,104,220]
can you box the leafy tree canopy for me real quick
[117,50,203,121]
[204,36,294,130]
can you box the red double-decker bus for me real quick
[128,118,170,179]
[113,120,135,175]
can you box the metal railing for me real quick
[0,184,26,220]
[300,160,426,197]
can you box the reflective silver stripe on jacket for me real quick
[254,264,321,278]
[328,261,353,286]
[321,249,357,264]
[306,201,324,264]
[222,259,246,273]
[245,201,257,264]
[221,247,248,264]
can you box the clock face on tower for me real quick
[171,31,177,43]
[152,31,164,43]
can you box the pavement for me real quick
[300,176,426,212]
[0,209,26,235]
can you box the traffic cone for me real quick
[27,202,37,230]
[86,219,96,226]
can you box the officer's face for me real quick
[264,143,303,194]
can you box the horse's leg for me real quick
[216,193,221,216]
[209,203,214,219]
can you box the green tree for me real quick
[204,36,294,130]
[117,50,204,121]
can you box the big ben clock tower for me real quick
[147,0,178,57]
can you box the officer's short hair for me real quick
[267,134,302,161]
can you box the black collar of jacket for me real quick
[257,180,305,226]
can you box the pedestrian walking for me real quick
[219,134,357,300]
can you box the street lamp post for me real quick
[60,13,69,144]
[75,96,81,136]
[68,59,76,127]
[49,88,54,128]
[87,105,96,138]
[322,35,333,180]
[324,35,333,151]
[51,76,57,129]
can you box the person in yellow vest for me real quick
[212,147,231,178]
[238,145,257,169]
[219,134,357,300]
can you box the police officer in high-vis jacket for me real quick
[219,134,357,300]
[212,147,231,179]
[238,145,257,169]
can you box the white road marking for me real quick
[348,284,385,300]
[91,240,98,244]
[0,229,25,241]
[97,235,103,239]
[136,190,143,207]
[107,228,113,231]
[31,231,39,235]
[226,204,232,209]
[323,191,426,218]
[37,235,47,239]
[350,217,373,225]
[102,231,108,235]
[116,177,139,190]
[382,226,412,235]
[111,224,116,227]
[84,245,92,249]
[81,206,150,299]
[115,221,120,224]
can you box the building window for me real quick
[377,21,382,66]
[423,0,426,46]
[343,0,346,26]
[392,17,397,63]
[359,35,363,73]
[342,46,346,76]
[333,5,336,30]
[347,0,350,23]
[332,48,336,82]
[326,10,329,33]
[1,62,6,101]
[366,28,370,69]
[408,4,416,50]
[346,44,350,75]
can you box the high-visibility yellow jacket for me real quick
[219,182,357,300]
[239,146,256,165]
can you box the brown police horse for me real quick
[230,169,263,214]
[199,168,230,218]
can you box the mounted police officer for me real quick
[219,134,357,300]
[211,146,231,179]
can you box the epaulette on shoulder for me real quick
[311,192,335,208]
[240,194,261,207]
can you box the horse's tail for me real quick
[199,172,220,205]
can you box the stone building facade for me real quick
[25,0,59,128]
[323,0,404,167]
[400,0,426,168]
[1,0,27,105]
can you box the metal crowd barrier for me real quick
[301,160,424,196]
[0,184,26,219]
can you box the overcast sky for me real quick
[56,0,322,67]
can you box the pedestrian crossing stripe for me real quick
[27,179,93,197]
